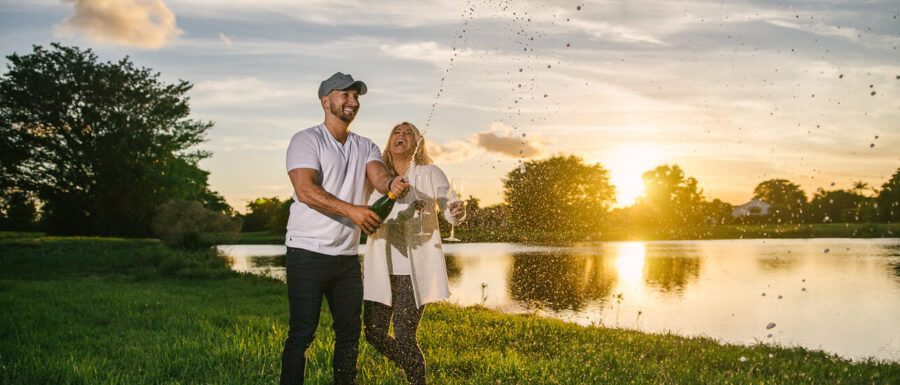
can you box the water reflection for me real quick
[508,252,616,312]
[445,253,461,282]
[614,242,645,284]
[219,239,900,361]
[249,255,284,268]
[643,257,700,295]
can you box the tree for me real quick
[752,179,807,223]
[631,164,707,228]
[808,189,870,223]
[0,43,228,236]
[852,181,870,196]
[151,200,240,249]
[876,167,900,222]
[241,197,288,232]
[0,190,37,230]
[701,198,734,225]
[503,155,615,234]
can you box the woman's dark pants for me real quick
[363,275,426,385]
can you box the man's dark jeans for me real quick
[280,247,363,385]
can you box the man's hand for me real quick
[348,205,382,235]
[391,176,410,198]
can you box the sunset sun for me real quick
[605,144,665,207]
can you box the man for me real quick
[281,72,409,385]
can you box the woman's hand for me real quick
[391,176,410,198]
[449,200,466,221]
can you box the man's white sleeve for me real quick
[286,131,320,173]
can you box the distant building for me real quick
[731,199,772,218]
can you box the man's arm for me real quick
[288,168,382,234]
[366,161,409,197]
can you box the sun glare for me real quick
[605,144,665,207]
[614,242,646,284]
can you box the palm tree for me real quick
[851,181,874,222]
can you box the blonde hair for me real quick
[382,121,433,175]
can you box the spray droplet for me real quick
[871,91,876,96]
[824,248,830,253]
[839,74,843,79]
[740,357,747,362]
[576,5,582,11]
[766,322,776,330]
[870,143,875,147]
[566,43,571,47]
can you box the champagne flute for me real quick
[413,174,433,236]
[444,177,466,242]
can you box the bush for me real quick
[151,200,241,248]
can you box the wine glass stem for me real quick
[450,225,455,240]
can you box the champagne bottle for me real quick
[359,191,397,244]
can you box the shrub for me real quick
[151,200,241,248]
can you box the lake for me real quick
[217,238,900,362]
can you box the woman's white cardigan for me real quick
[362,163,456,308]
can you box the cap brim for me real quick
[344,80,367,95]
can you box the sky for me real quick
[1,0,898,212]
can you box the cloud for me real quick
[190,77,305,108]
[55,0,183,49]
[219,32,233,46]
[380,42,472,67]
[475,121,545,157]
[426,139,475,164]
[427,121,546,163]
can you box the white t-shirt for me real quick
[285,123,383,255]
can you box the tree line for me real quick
[0,44,238,247]
[487,158,900,236]
[237,155,900,237]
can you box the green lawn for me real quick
[2,232,898,384]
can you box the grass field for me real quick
[2,232,898,384]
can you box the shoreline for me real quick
[236,223,900,245]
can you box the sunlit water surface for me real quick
[217,238,900,362]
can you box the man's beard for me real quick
[330,103,356,123]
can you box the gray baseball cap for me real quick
[318,72,367,99]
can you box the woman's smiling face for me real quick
[390,124,416,156]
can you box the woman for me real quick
[362,122,464,385]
